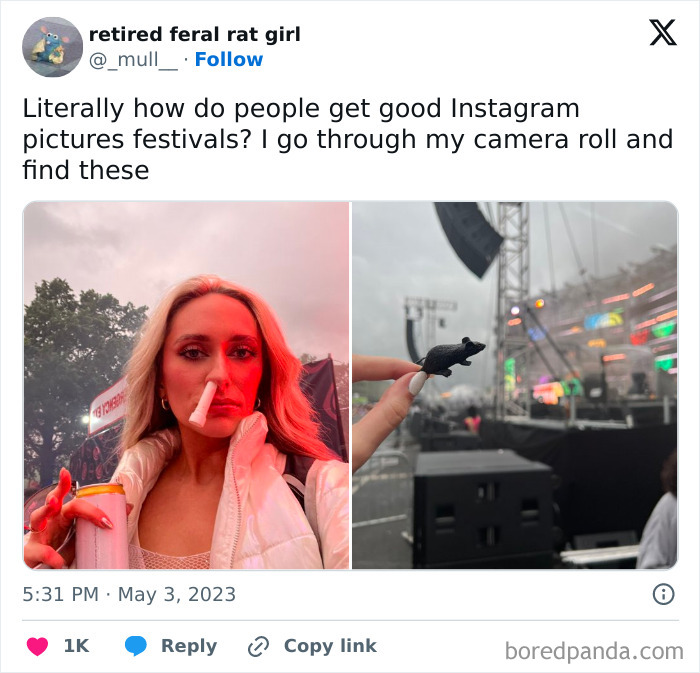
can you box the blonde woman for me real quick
[25,276,349,569]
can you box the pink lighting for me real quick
[603,354,626,362]
[633,283,655,297]
[602,293,630,304]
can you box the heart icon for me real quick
[27,638,48,656]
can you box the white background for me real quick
[1,1,698,672]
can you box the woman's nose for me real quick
[207,349,232,386]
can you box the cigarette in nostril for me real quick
[189,381,218,427]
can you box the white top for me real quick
[129,544,211,570]
[636,492,677,569]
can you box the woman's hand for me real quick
[23,468,113,569]
[351,356,423,474]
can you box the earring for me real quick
[255,398,261,410]
[161,397,170,411]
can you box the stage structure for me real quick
[494,203,530,419]
[405,296,457,362]
[509,244,677,415]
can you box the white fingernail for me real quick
[101,517,113,529]
[409,371,428,396]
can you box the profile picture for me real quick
[23,17,83,77]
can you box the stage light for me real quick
[633,282,655,297]
[602,293,630,304]
[602,354,626,362]
[528,327,547,341]
[533,381,565,405]
[587,339,607,348]
[630,329,650,346]
[508,318,521,326]
[652,321,677,339]
[634,318,657,329]
[534,299,545,309]
[584,312,624,330]
[559,326,584,336]
[510,306,520,316]
[654,357,675,371]
[656,309,678,322]
[655,352,677,362]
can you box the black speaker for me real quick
[405,317,420,362]
[413,450,553,568]
[435,202,503,279]
[574,530,637,550]
[420,431,482,452]
[583,374,607,402]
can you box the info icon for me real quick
[652,583,675,605]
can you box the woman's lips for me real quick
[207,399,242,414]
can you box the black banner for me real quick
[301,358,348,461]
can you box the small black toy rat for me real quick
[409,337,486,395]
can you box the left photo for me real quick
[23,202,350,570]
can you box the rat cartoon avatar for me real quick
[32,27,69,64]
[47,45,65,64]
[409,337,486,395]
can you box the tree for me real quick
[24,279,148,486]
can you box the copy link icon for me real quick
[248,636,269,657]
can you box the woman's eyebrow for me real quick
[173,333,210,345]
[173,333,259,345]
[229,334,259,344]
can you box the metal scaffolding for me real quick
[495,203,530,418]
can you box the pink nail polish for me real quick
[100,517,113,530]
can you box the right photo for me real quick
[352,202,677,570]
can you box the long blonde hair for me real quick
[121,275,335,460]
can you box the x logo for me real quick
[650,19,677,46]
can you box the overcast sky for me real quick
[353,202,677,395]
[24,202,349,363]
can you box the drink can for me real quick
[75,483,128,569]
